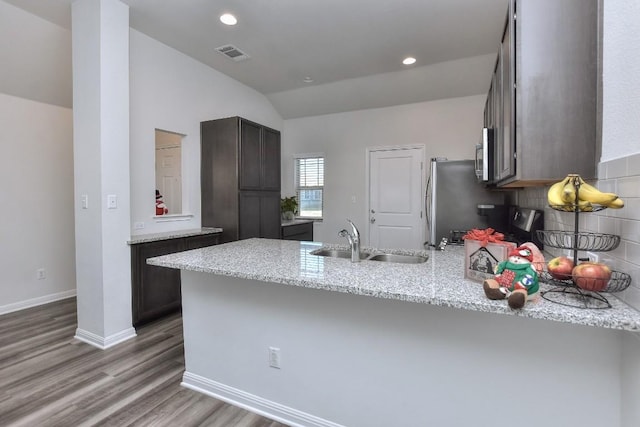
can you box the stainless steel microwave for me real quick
[475,127,494,182]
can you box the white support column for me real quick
[72,0,135,348]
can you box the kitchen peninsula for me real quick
[149,239,640,427]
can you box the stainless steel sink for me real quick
[310,249,370,260]
[310,248,427,263]
[367,253,428,264]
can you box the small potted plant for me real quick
[280,196,298,220]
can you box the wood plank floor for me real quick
[0,298,289,427]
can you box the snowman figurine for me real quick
[483,246,539,309]
[155,190,168,215]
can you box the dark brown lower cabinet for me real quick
[130,233,220,327]
[281,222,314,241]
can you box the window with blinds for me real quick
[295,156,324,219]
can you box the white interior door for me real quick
[369,147,424,249]
[155,146,182,214]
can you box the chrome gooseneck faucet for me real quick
[338,219,361,262]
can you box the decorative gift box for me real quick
[463,228,516,283]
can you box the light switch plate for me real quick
[268,346,281,369]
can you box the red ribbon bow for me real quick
[462,228,507,247]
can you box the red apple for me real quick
[572,262,612,292]
[547,256,574,280]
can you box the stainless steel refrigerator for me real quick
[427,158,510,247]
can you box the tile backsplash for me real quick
[518,153,640,311]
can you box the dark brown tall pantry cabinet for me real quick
[201,117,281,243]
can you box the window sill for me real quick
[154,213,194,222]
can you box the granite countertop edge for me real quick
[147,238,640,332]
[128,227,223,245]
[281,219,315,227]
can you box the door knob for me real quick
[371,209,376,213]
[370,217,376,224]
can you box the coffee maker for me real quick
[477,204,510,233]
[508,207,544,249]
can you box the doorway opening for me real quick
[155,129,184,216]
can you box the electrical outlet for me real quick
[107,194,117,209]
[268,347,281,369]
[134,222,145,230]
[36,268,46,280]
[586,252,599,263]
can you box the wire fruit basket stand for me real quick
[538,177,631,309]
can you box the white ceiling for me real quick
[5,0,509,118]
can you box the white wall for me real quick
[0,0,76,313]
[0,93,75,314]
[602,3,640,426]
[601,0,640,162]
[282,95,485,244]
[182,271,622,427]
[71,0,134,346]
[129,30,283,235]
[0,1,72,108]
[622,334,640,426]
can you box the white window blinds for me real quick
[295,156,324,219]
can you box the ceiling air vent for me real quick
[215,44,250,62]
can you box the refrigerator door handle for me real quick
[476,128,494,182]
[475,143,483,180]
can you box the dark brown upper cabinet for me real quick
[484,0,598,187]
[239,119,281,191]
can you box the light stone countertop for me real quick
[147,238,640,332]
[281,219,315,227]
[128,227,223,245]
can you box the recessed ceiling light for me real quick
[220,13,237,26]
[303,77,314,83]
[403,57,417,65]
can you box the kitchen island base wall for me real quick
[181,270,622,427]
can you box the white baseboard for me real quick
[74,326,137,350]
[181,371,345,427]
[0,289,76,316]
